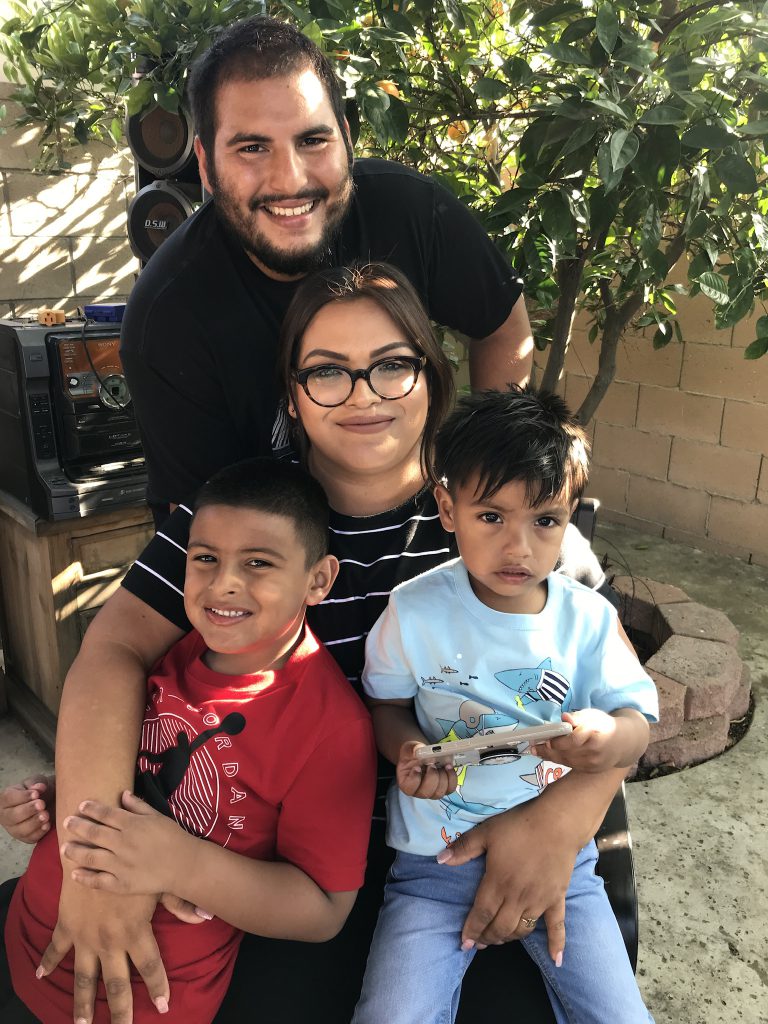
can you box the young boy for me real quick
[353,388,658,1024]
[3,459,376,1024]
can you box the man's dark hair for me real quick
[192,457,329,567]
[434,387,590,507]
[188,15,351,162]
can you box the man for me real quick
[120,15,533,518]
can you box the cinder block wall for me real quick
[548,292,768,567]
[0,33,138,318]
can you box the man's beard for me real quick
[210,169,354,277]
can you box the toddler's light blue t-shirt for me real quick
[363,559,659,856]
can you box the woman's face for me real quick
[289,296,430,485]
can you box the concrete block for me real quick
[641,714,730,769]
[627,477,709,535]
[586,465,629,512]
[593,422,671,480]
[728,663,751,722]
[636,386,723,444]
[759,458,768,506]
[709,497,768,563]
[7,171,129,238]
[72,237,138,297]
[563,329,599,377]
[672,290,725,346]
[646,635,741,720]
[564,374,639,427]
[681,342,768,403]
[721,400,768,455]
[600,508,666,536]
[0,100,44,170]
[612,575,688,636]
[615,331,683,388]
[662,525,752,563]
[730,309,762,349]
[656,602,740,648]
[647,670,686,743]
[0,236,74,302]
[668,438,760,501]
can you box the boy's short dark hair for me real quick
[434,387,589,507]
[188,15,351,163]
[193,458,329,567]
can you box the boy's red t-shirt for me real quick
[6,626,376,1024]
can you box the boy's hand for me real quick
[529,710,643,772]
[0,775,55,843]
[396,740,458,799]
[61,791,188,896]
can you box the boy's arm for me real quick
[62,794,355,941]
[367,697,458,800]
[530,707,650,771]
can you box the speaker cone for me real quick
[127,180,200,262]
[126,104,195,178]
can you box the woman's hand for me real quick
[396,740,458,799]
[437,800,573,964]
[38,878,170,1022]
[0,775,55,843]
[61,792,186,897]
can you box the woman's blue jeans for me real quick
[352,841,654,1024]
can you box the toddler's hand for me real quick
[529,711,619,772]
[0,774,55,843]
[396,740,458,799]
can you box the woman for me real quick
[4,265,626,1024]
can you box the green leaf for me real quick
[653,323,673,349]
[125,78,153,117]
[544,42,592,65]
[503,56,533,87]
[560,119,599,157]
[589,97,628,120]
[530,3,583,27]
[744,337,768,359]
[697,272,730,305]
[560,17,596,45]
[716,152,758,195]
[596,3,619,54]
[752,213,768,251]
[682,120,733,150]
[639,104,687,126]
[473,77,508,101]
[609,129,639,172]
[641,205,662,257]
[757,315,768,339]
[302,20,324,47]
[738,119,768,136]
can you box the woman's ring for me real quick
[520,916,538,929]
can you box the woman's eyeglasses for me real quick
[292,355,426,408]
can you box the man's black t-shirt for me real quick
[121,158,524,506]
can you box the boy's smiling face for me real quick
[184,504,336,675]
[436,476,575,615]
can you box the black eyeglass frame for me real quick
[291,354,427,408]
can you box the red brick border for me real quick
[612,576,749,770]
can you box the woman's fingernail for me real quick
[461,939,474,951]
[476,943,488,950]
[195,907,213,920]
[436,850,452,864]
[555,951,563,968]
[35,965,47,979]
[62,816,73,830]
[76,1018,88,1024]
[154,996,169,1014]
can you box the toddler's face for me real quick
[436,476,574,615]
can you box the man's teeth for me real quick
[210,608,248,618]
[264,201,314,217]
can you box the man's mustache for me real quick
[248,187,329,211]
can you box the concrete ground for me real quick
[0,520,766,1022]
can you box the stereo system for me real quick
[0,318,147,519]
[126,104,205,263]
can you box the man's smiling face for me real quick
[195,66,353,280]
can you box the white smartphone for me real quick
[414,722,573,767]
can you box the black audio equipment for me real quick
[126,103,205,263]
[0,318,147,519]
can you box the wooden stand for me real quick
[0,491,154,751]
